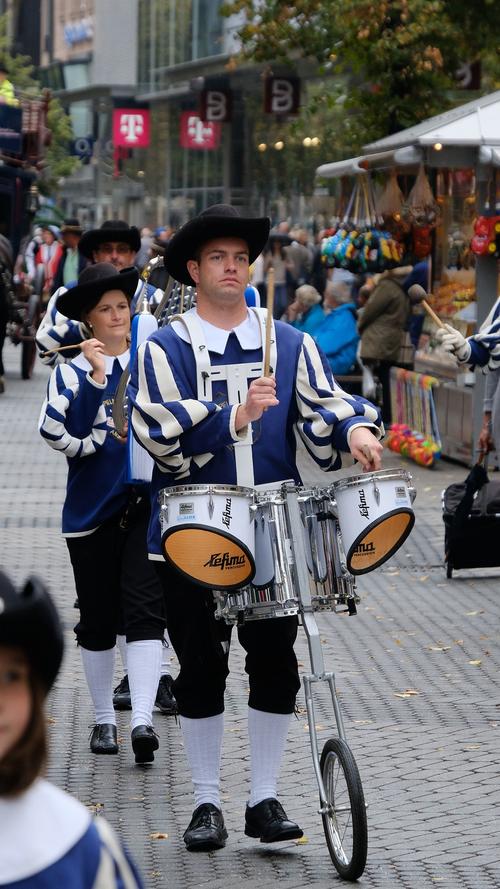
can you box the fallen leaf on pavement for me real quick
[428,646,451,652]
[150,832,169,840]
[295,836,308,845]
[394,689,420,698]
[469,660,482,666]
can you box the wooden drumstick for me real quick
[263,267,275,377]
[408,284,445,329]
[40,341,85,356]
[422,299,445,330]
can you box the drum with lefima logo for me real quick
[159,484,255,589]
[330,469,416,575]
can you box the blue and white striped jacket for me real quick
[128,317,383,557]
[468,297,500,370]
[38,354,130,535]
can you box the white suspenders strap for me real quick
[250,307,278,377]
[170,313,213,399]
[170,311,258,487]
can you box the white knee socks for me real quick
[180,714,224,809]
[116,634,127,672]
[80,646,116,725]
[248,707,293,807]
[127,639,163,730]
[160,630,172,675]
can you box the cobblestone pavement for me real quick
[1,342,499,889]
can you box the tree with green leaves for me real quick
[0,14,79,195]
[221,0,500,150]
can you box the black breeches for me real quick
[154,561,301,719]
[67,502,165,650]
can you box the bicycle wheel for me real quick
[320,737,367,881]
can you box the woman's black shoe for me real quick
[244,798,303,843]
[89,723,118,755]
[155,674,178,715]
[183,803,228,851]
[131,724,159,764]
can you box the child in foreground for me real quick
[0,569,144,888]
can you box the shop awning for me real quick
[316,90,500,178]
[316,146,422,178]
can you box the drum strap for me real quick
[170,309,277,488]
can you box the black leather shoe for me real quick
[245,798,303,843]
[183,804,228,852]
[131,724,159,764]
[113,674,131,710]
[155,674,178,715]
[89,723,118,755]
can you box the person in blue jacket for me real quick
[286,283,325,333]
[0,569,144,888]
[314,279,359,375]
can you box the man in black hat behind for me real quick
[129,203,384,852]
[52,218,87,293]
[36,219,162,364]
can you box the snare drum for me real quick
[159,485,255,589]
[214,490,299,623]
[297,488,357,611]
[331,469,415,575]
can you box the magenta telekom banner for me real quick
[180,111,221,150]
[112,108,150,148]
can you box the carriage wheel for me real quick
[320,737,368,881]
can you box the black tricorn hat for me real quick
[56,262,139,320]
[164,204,271,286]
[79,219,141,259]
[0,571,64,695]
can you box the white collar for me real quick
[172,308,261,354]
[72,349,129,374]
[0,779,91,882]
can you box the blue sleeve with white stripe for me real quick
[38,364,108,459]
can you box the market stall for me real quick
[316,91,500,465]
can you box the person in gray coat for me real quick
[357,266,413,424]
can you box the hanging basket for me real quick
[402,165,440,228]
[321,175,405,273]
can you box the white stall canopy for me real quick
[316,90,500,178]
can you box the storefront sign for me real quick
[112,109,150,148]
[264,77,300,116]
[199,89,232,123]
[180,112,221,150]
[70,136,94,162]
[0,105,22,153]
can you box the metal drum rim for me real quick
[159,483,256,501]
[331,468,413,492]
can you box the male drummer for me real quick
[128,204,384,852]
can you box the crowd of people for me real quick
[2,202,499,885]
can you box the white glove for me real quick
[435,323,471,362]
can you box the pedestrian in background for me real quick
[357,265,413,424]
[52,218,87,293]
[0,63,19,106]
[0,570,145,887]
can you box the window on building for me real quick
[138,0,224,92]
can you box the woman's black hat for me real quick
[0,571,64,694]
[164,204,271,286]
[56,262,139,320]
[79,219,141,259]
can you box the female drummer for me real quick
[38,262,165,764]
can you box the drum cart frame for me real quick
[284,488,368,882]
